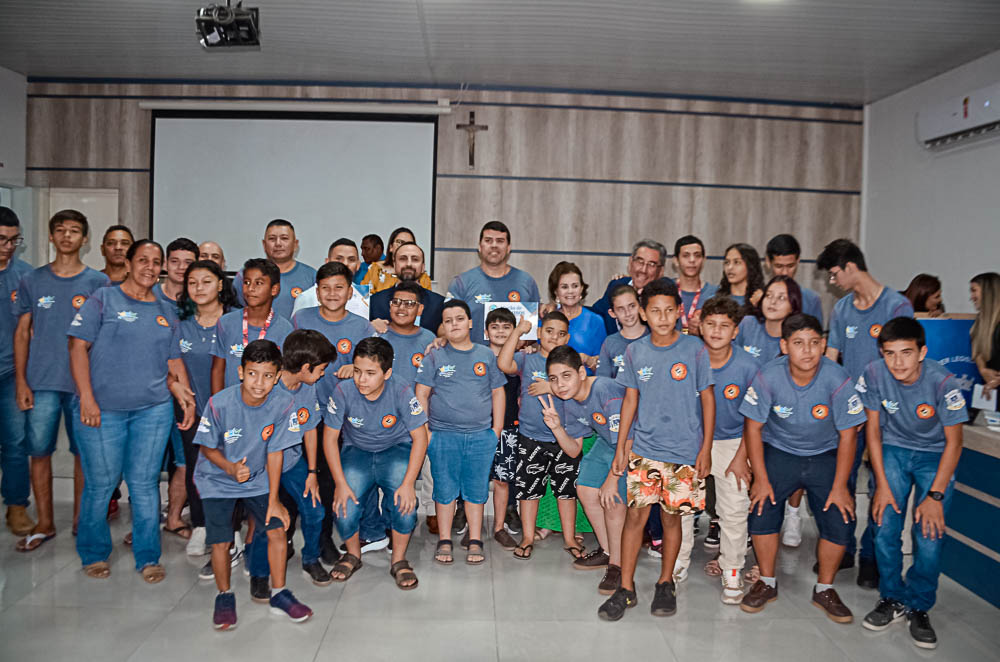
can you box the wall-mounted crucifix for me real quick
[456,111,488,169]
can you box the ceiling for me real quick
[1,0,999,105]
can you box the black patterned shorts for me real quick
[514,433,581,500]
[490,427,519,483]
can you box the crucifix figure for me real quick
[456,111,488,169]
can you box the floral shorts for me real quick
[626,452,705,513]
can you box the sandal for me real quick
[434,539,454,565]
[563,545,586,560]
[466,539,485,565]
[163,524,192,540]
[16,531,56,552]
[141,564,166,584]
[460,530,471,550]
[513,543,533,560]
[704,558,722,576]
[83,561,111,579]
[331,552,363,581]
[390,560,419,591]
[534,528,552,541]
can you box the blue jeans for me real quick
[0,373,30,506]
[247,457,326,576]
[359,487,389,542]
[25,390,79,457]
[847,428,876,561]
[73,400,174,570]
[335,443,417,540]
[874,444,954,611]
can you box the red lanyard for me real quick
[243,308,274,345]
[680,283,702,330]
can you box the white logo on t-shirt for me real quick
[847,394,863,415]
[744,386,759,407]
[845,325,858,339]
[944,389,966,411]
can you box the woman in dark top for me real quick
[970,272,1000,392]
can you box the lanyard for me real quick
[680,283,702,330]
[243,308,273,345]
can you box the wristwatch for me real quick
[307,469,320,475]
[927,490,945,501]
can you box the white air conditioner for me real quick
[0,67,27,187]
[917,81,1000,151]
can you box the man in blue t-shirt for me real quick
[153,237,197,306]
[738,313,865,623]
[765,234,825,325]
[234,219,316,321]
[672,235,718,336]
[590,239,669,335]
[13,210,108,551]
[859,317,967,650]
[0,206,35,537]
[818,238,915,587]
[446,220,541,345]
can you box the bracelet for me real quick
[307,469,320,475]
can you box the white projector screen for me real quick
[151,112,437,275]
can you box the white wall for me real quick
[0,65,27,187]
[864,50,1000,313]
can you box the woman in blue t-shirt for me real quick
[68,240,196,582]
[718,243,765,310]
[548,261,606,371]
[735,276,803,365]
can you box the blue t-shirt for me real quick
[379,326,437,386]
[567,307,607,360]
[292,308,376,374]
[800,284,824,326]
[446,266,541,345]
[616,334,713,465]
[276,379,321,473]
[416,343,507,432]
[739,356,865,456]
[15,265,109,392]
[324,378,427,452]
[192,385,300,499]
[177,316,218,415]
[0,259,33,378]
[678,282,719,330]
[562,376,626,449]
[711,345,759,439]
[211,309,294,388]
[736,316,782,365]
[152,282,180,310]
[858,358,969,453]
[597,329,649,378]
[512,351,572,442]
[67,285,182,411]
[236,261,316,321]
[828,288,914,381]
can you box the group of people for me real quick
[1,206,998,648]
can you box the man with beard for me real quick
[236,219,316,321]
[369,242,443,333]
[99,225,133,285]
[198,241,227,272]
[446,221,540,345]
[590,240,671,335]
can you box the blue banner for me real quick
[918,318,981,411]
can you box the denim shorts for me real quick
[24,390,78,457]
[576,439,626,501]
[335,442,417,539]
[203,493,282,546]
[748,443,852,546]
[427,428,496,505]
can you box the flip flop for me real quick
[513,544,533,560]
[16,532,55,552]
[563,545,586,560]
[83,561,111,579]
[163,524,193,540]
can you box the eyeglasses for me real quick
[0,235,24,248]
[630,256,661,270]
[389,298,419,309]
[828,268,843,284]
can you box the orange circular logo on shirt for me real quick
[72,295,86,309]
[10,290,17,303]
[290,287,303,299]
[723,384,740,400]
[671,363,688,380]
[916,403,935,419]
[812,404,830,420]
[337,338,352,354]
[262,424,275,441]
[411,352,424,368]
[473,362,487,376]
[381,414,397,428]
[869,324,882,338]
[592,412,607,425]
[507,291,521,302]
[296,407,310,425]
[155,315,169,327]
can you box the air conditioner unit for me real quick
[917,81,1000,151]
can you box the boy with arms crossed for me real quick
[600,279,715,621]
[597,284,648,379]
[860,317,966,649]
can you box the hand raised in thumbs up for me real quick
[229,456,251,483]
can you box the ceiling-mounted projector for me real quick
[196,2,260,50]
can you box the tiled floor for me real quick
[1,483,997,662]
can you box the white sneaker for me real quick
[781,511,802,547]
[721,569,744,605]
[186,526,208,556]
[673,564,689,583]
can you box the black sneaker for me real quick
[250,575,271,603]
[862,598,906,631]
[598,587,638,621]
[907,610,937,649]
[504,505,521,535]
[453,503,468,535]
[287,539,295,561]
[650,580,677,617]
[302,561,333,586]
[857,557,879,590]
[320,538,341,567]
[703,520,720,550]
[812,554,855,574]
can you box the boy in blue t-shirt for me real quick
[377,280,436,386]
[485,307,522,549]
[13,210,108,551]
[244,329,334,598]
[211,258,294,392]
[322,337,429,589]
[193,340,311,630]
[738,313,865,623]
[859,317,967,650]
[415,299,506,565]
[597,284,648,378]
[599,279,715,621]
